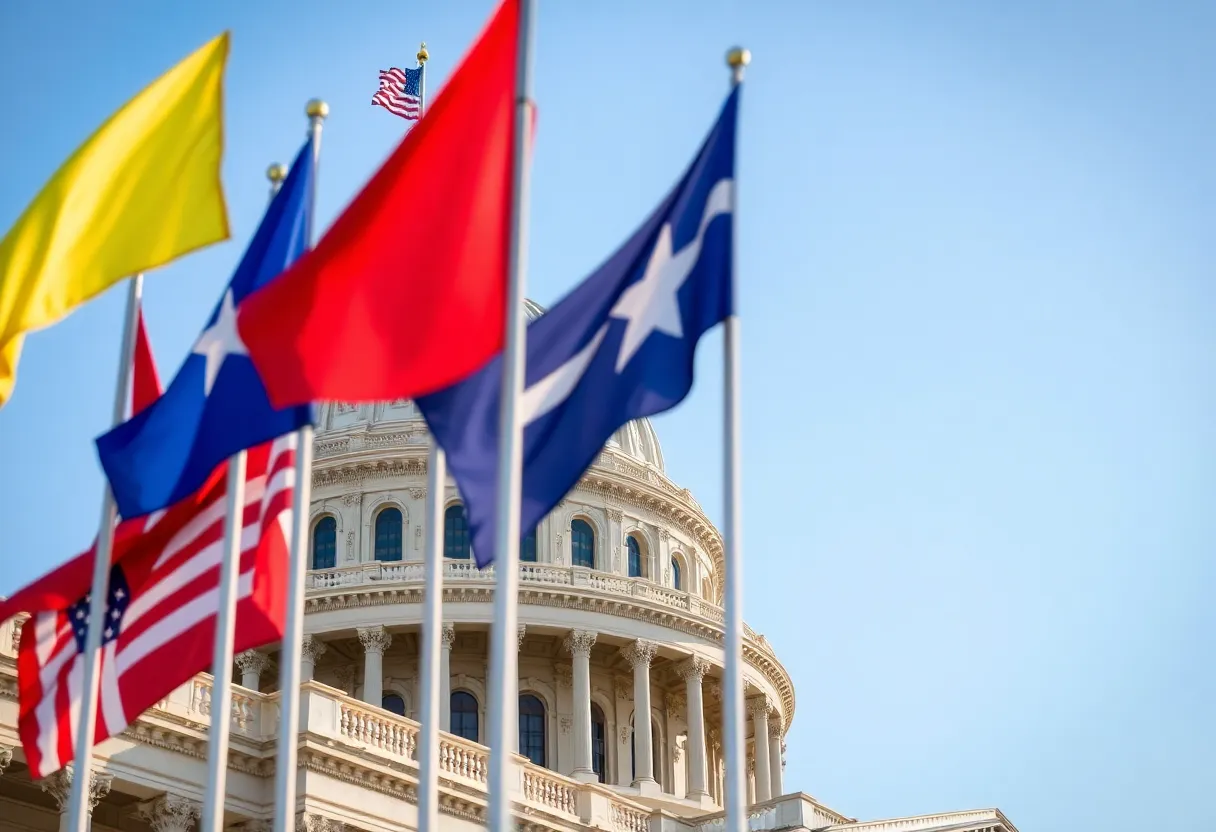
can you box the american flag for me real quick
[372,66,423,120]
[3,435,294,778]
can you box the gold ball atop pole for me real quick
[305,98,330,120]
[417,41,429,64]
[726,46,751,69]
[267,163,288,184]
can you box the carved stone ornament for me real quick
[0,746,10,773]
[614,676,632,701]
[357,625,392,655]
[300,635,328,663]
[563,629,597,659]
[619,726,631,745]
[230,821,272,832]
[137,794,202,832]
[769,717,784,738]
[659,528,670,542]
[554,534,565,565]
[409,487,426,500]
[342,493,361,506]
[41,765,113,811]
[297,813,346,832]
[664,691,687,722]
[235,650,269,677]
[335,402,358,415]
[333,665,356,695]
[345,531,355,561]
[747,697,772,719]
[672,743,682,763]
[619,639,658,670]
[517,624,527,649]
[440,623,457,649]
[676,655,712,683]
[554,663,573,689]
[612,546,621,572]
[607,508,624,523]
[559,717,572,735]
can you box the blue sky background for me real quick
[1,2,1213,830]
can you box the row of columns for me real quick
[240,624,784,806]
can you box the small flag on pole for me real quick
[416,88,739,568]
[372,66,423,120]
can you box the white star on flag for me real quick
[192,289,247,396]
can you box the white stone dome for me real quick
[315,299,666,473]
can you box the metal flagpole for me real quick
[65,274,145,832]
[486,0,537,829]
[270,98,327,832]
[721,45,751,832]
[409,41,448,832]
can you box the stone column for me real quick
[620,639,659,789]
[357,626,392,706]
[749,698,772,802]
[41,765,113,832]
[746,750,756,804]
[300,635,327,682]
[767,717,784,797]
[0,745,11,775]
[439,623,456,729]
[513,624,526,751]
[564,630,597,782]
[676,655,711,801]
[235,650,269,691]
[137,794,202,832]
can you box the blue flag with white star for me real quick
[416,89,738,568]
[96,138,317,519]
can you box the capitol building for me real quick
[0,307,1019,832]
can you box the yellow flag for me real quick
[0,33,232,407]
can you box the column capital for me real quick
[357,625,392,655]
[0,745,12,774]
[517,623,527,649]
[563,629,597,658]
[137,794,202,832]
[440,622,457,649]
[235,650,270,676]
[747,696,773,719]
[618,639,658,669]
[676,654,712,682]
[296,813,345,832]
[301,635,328,663]
[768,716,784,738]
[41,765,113,811]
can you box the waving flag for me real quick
[372,66,423,120]
[0,436,293,778]
[95,138,316,520]
[238,0,521,408]
[416,89,739,567]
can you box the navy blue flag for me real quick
[96,138,317,519]
[416,89,738,568]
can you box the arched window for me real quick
[521,527,538,563]
[382,693,406,716]
[591,703,607,782]
[450,691,479,742]
[671,556,682,590]
[627,536,643,578]
[374,508,403,562]
[518,694,546,767]
[312,516,337,570]
[571,519,595,569]
[444,505,471,560]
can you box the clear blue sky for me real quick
[1,2,1212,829]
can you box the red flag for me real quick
[238,0,521,407]
[131,306,162,415]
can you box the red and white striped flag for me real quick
[372,66,422,120]
[0,435,294,777]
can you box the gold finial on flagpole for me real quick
[267,163,288,184]
[726,46,751,85]
[305,98,329,120]
[417,41,429,64]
